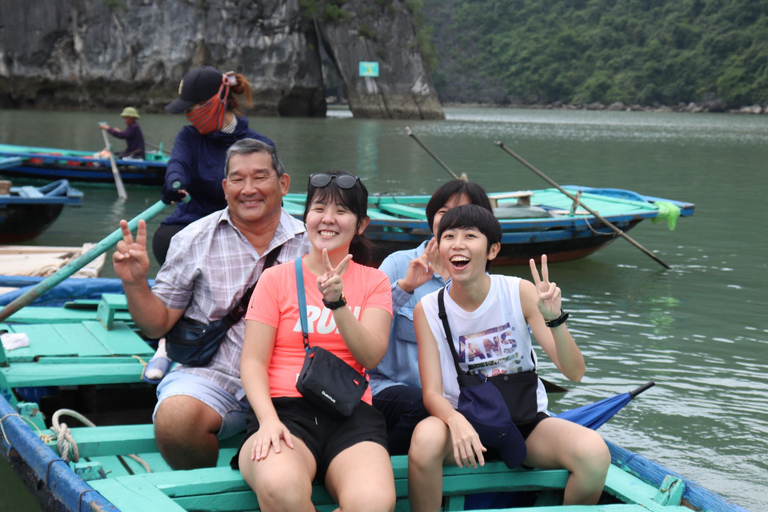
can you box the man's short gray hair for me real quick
[224,138,286,178]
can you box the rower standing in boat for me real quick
[99,107,145,160]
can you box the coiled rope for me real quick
[51,409,152,473]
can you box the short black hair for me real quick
[437,204,502,272]
[425,180,493,234]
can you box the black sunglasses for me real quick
[309,173,360,189]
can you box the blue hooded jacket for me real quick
[161,116,274,226]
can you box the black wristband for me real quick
[322,293,347,310]
[545,309,569,328]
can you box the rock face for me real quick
[0,0,443,119]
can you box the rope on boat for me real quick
[0,413,55,447]
[51,408,152,473]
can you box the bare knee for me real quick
[569,431,611,479]
[339,486,395,512]
[253,463,313,510]
[154,396,221,469]
[409,417,449,470]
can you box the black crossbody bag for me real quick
[166,245,283,366]
[437,287,540,426]
[293,257,368,417]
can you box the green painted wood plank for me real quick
[44,424,158,457]
[8,324,77,358]
[2,305,133,324]
[378,203,429,219]
[82,321,154,356]
[603,465,691,512]
[36,356,146,365]
[51,323,111,357]
[89,478,187,511]
[1,361,145,387]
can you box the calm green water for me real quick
[1,107,767,511]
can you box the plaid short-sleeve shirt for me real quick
[152,208,310,399]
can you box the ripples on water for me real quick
[2,107,767,510]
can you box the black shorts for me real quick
[517,411,550,439]
[233,397,388,481]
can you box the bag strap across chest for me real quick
[437,286,536,378]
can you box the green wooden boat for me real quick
[282,186,694,266]
[0,294,747,512]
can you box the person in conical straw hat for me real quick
[99,106,145,160]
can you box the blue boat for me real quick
[282,186,695,266]
[0,179,83,243]
[0,143,169,186]
[0,290,748,512]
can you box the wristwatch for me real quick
[322,293,347,310]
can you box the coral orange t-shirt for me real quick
[245,258,392,404]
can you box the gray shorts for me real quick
[153,371,249,440]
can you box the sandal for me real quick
[141,354,172,384]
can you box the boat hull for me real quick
[0,144,168,186]
[0,203,65,243]
[0,179,83,243]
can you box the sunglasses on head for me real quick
[309,173,360,189]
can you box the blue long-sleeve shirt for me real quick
[369,240,447,395]
[161,116,274,226]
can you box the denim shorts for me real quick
[154,371,249,440]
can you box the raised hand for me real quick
[317,249,353,302]
[399,237,437,293]
[112,219,151,284]
[529,254,562,321]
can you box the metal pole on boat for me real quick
[406,127,467,181]
[99,124,128,200]
[0,199,169,322]
[494,141,672,269]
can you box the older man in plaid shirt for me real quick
[113,139,310,469]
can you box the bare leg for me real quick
[325,441,396,512]
[238,434,316,512]
[154,395,222,469]
[524,417,611,505]
[408,417,456,512]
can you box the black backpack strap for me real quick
[438,287,466,377]
[222,244,284,327]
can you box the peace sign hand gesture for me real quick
[399,237,437,293]
[112,219,151,285]
[317,249,353,302]
[529,254,563,321]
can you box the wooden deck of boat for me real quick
[1,294,151,408]
[42,420,693,512]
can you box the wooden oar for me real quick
[99,124,128,200]
[406,127,466,181]
[0,199,169,322]
[495,141,672,269]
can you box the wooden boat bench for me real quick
[0,294,152,408]
[45,424,695,512]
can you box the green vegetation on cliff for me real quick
[423,0,768,107]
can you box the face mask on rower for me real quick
[185,74,235,135]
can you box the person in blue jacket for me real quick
[369,179,494,454]
[153,65,275,265]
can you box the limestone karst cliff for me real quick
[0,0,444,119]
